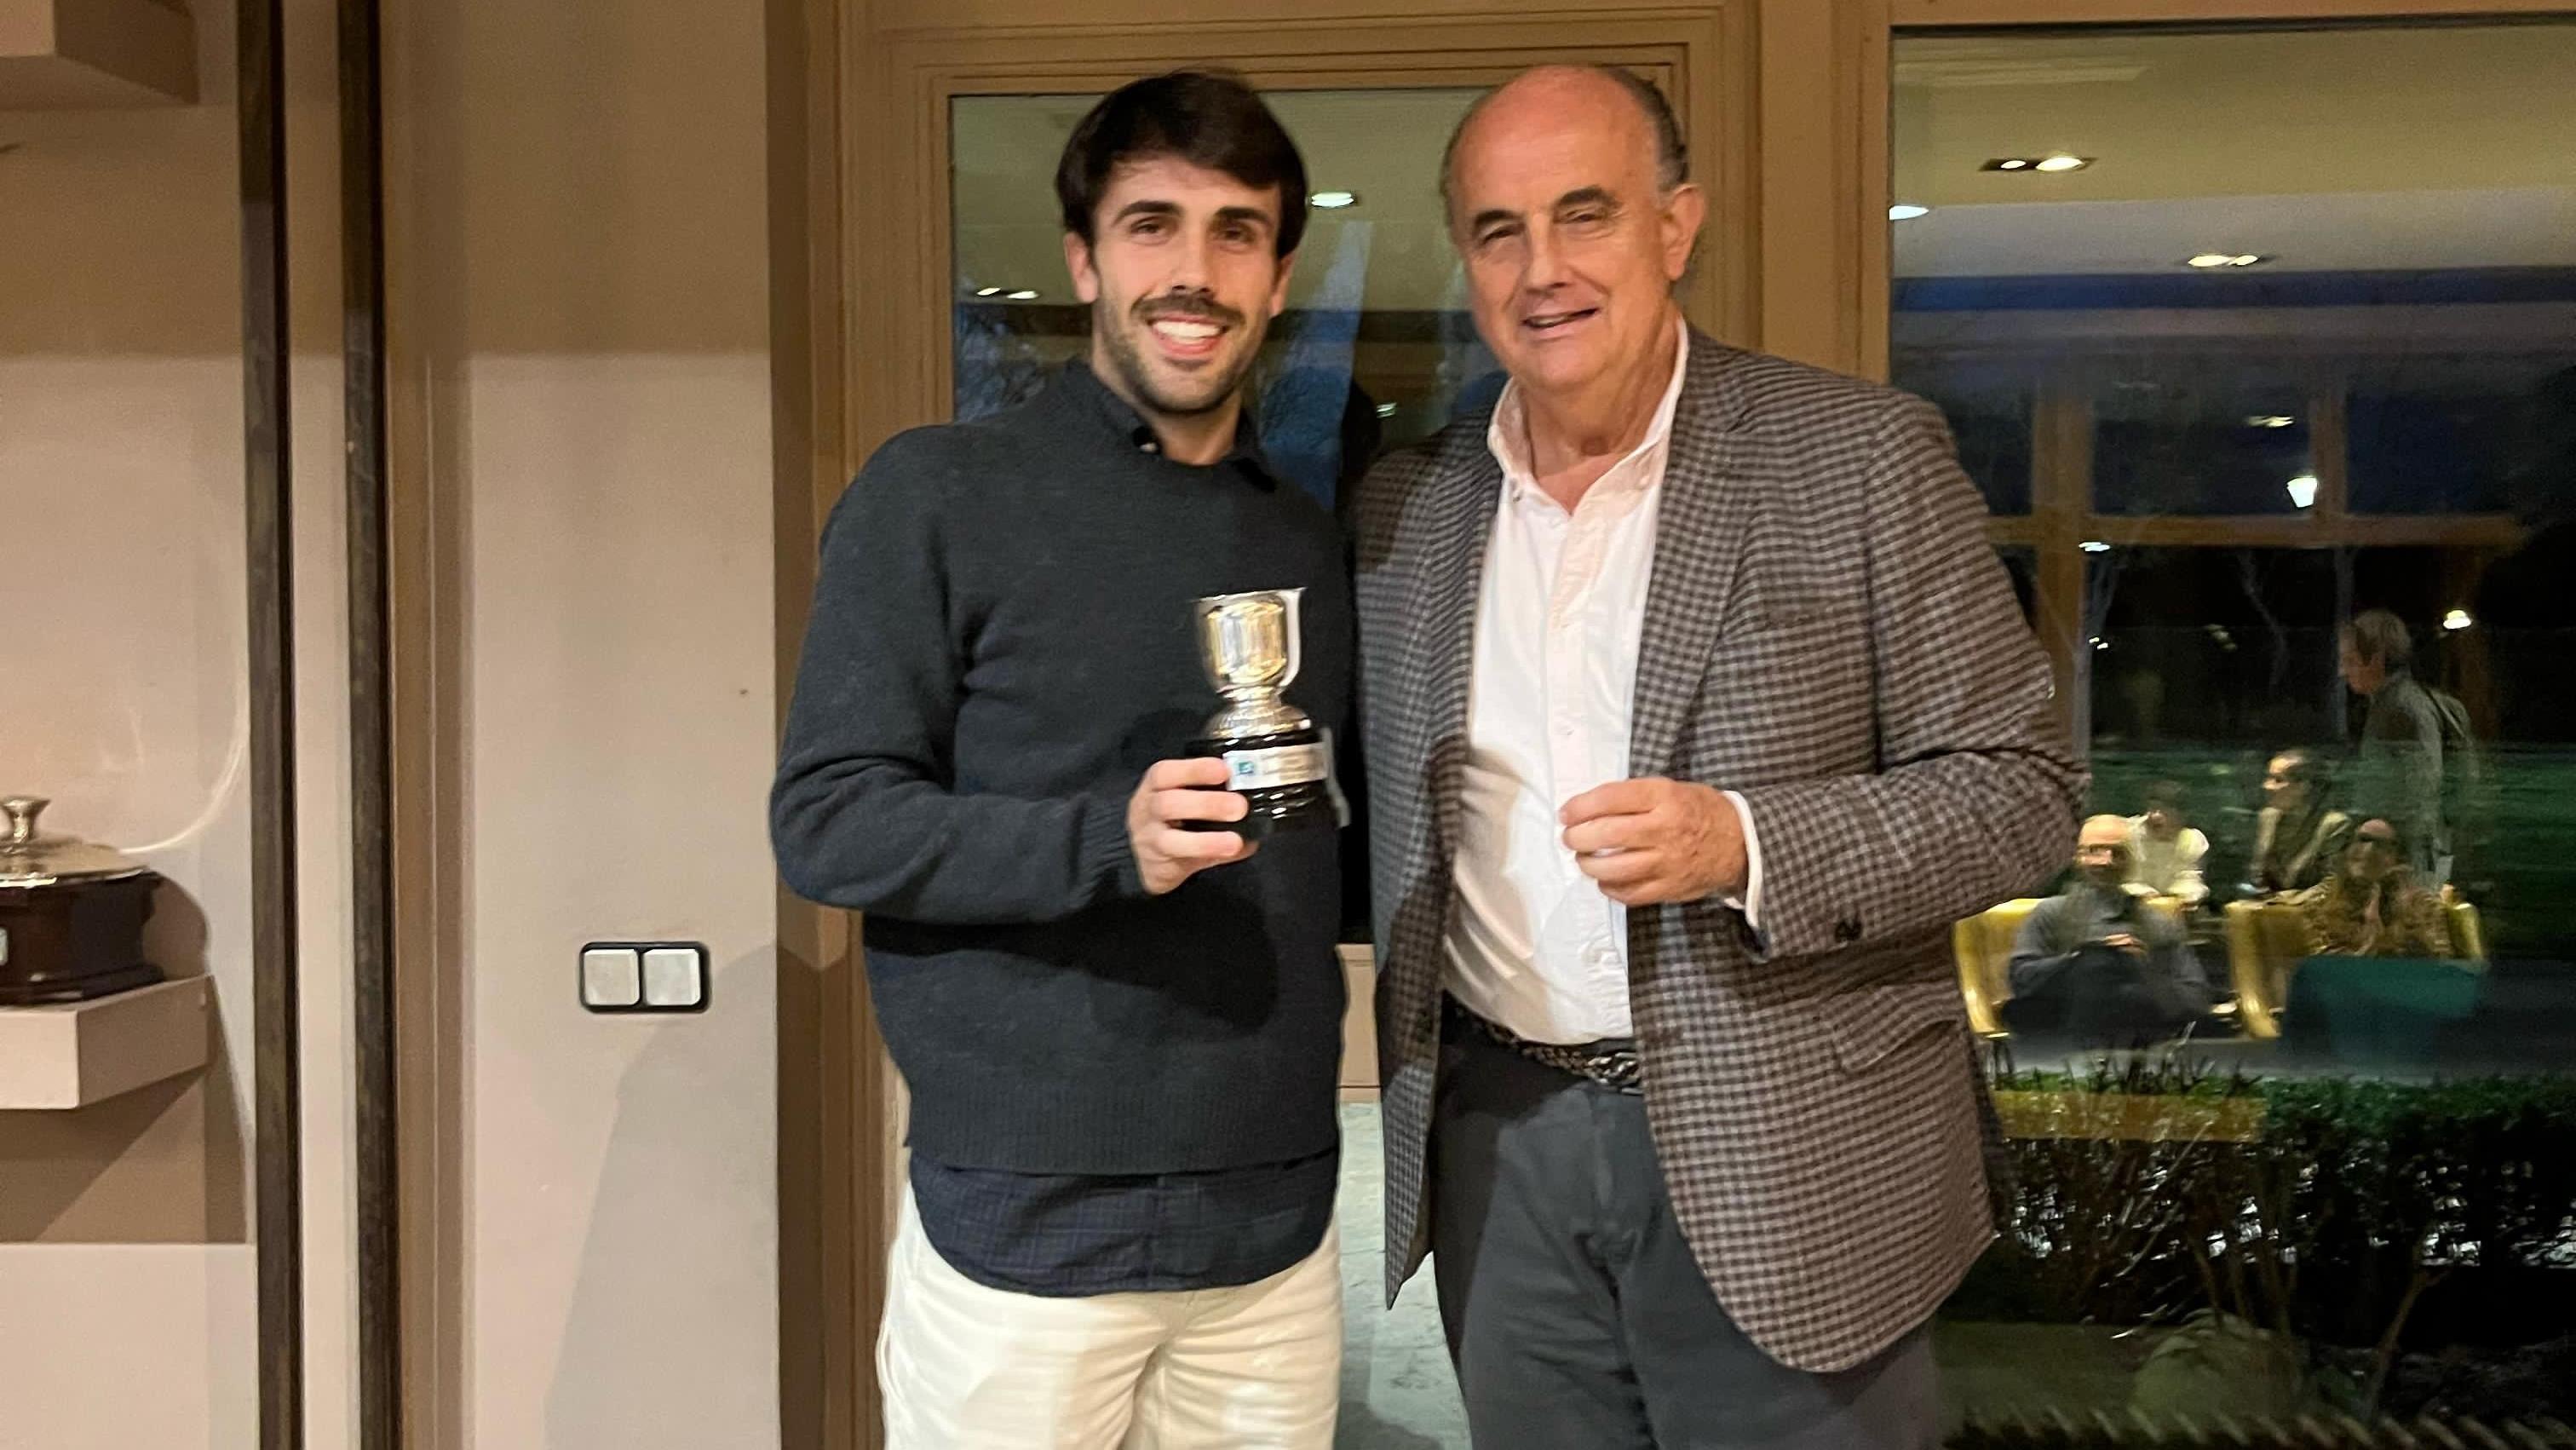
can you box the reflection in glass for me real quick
[1899,20,2576,1434]
[1899,358,2033,513]
[2092,365,2313,516]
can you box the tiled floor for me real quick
[1333,1102,1469,1449]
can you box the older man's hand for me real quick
[1561,778,1748,907]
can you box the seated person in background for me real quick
[2127,780,2210,908]
[2245,747,2352,897]
[2295,818,2452,959]
[2005,814,2214,1041]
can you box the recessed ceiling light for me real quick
[1888,203,1931,221]
[2246,414,2297,429]
[2079,540,2111,554]
[1005,289,1041,302]
[1374,402,1399,418]
[2286,474,2320,509]
[1987,158,2031,171]
[2187,253,2268,269]
[974,285,1003,297]
[1312,190,1359,210]
[2033,154,2090,173]
[2443,608,2474,632]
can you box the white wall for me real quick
[391,0,783,1443]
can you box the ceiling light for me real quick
[1888,203,1931,222]
[973,285,1003,297]
[2079,540,2111,554]
[2443,608,2474,632]
[1005,289,1041,302]
[1986,158,2032,171]
[1312,190,1359,210]
[2246,414,2297,429]
[1374,402,1399,419]
[2187,253,2268,269]
[2092,637,2112,651]
[2286,474,2320,509]
[2033,154,2090,173]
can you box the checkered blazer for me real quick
[1352,332,2084,1373]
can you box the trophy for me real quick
[1184,588,1336,838]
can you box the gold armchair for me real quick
[1952,893,2198,1039]
[2222,890,2487,1039]
[1952,898,2043,1039]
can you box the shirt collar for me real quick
[1485,316,1690,504]
[1055,359,1274,486]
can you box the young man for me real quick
[772,72,1350,1448]
[1351,64,2079,1448]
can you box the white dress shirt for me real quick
[1445,323,1764,1045]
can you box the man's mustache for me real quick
[1134,296,1245,328]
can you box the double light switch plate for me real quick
[579,941,710,1014]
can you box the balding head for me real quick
[1438,64,1706,413]
[1441,65,1687,220]
[2076,814,2133,888]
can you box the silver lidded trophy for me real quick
[1185,588,1336,838]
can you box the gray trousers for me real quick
[1430,1023,1939,1449]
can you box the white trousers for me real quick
[878,1190,1343,1450]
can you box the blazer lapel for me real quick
[1413,429,1502,861]
[1629,335,1758,776]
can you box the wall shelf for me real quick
[0,0,196,108]
[0,975,211,1109]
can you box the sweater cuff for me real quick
[1081,791,1147,901]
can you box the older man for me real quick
[2006,815,2211,1043]
[1350,66,2082,1446]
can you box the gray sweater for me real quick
[771,364,1356,1176]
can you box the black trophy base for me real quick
[1182,726,1336,841]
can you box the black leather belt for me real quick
[1447,998,1644,1095]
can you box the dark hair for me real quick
[2143,780,2186,814]
[1440,65,1688,218]
[2272,746,2331,790]
[2345,608,2414,675]
[1055,70,1308,258]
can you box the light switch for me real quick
[580,947,642,1010]
[641,947,706,1010]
